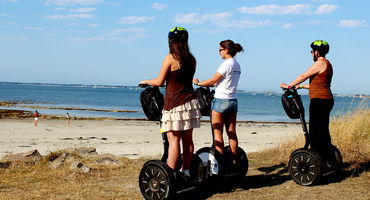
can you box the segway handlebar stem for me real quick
[282,88,310,148]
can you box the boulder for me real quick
[49,153,74,169]
[63,147,98,156]
[94,158,120,166]
[69,161,91,173]
[1,150,43,164]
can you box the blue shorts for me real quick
[212,98,238,114]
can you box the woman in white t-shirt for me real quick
[193,39,243,165]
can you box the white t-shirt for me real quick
[214,58,241,99]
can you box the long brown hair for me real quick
[169,40,196,68]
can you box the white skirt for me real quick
[161,99,201,132]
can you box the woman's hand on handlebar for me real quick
[193,78,199,85]
[280,82,289,89]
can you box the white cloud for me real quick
[315,4,340,14]
[282,23,294,29]
[305,20,332,26]
[68,37,133,42]
[312,0,333,2]
[237,4,313,15]
[44,14,96,20]
[66,22,77,26]
[0,36,28,42]
[237,4,339,15]
[339,20,367,27]
[45,0,103,6]
[173,12,232,24]
[116,16,155,24]
[54,7,66,10]
[101,27,147,37]
[1,13,8,16]
[88,23,99,27]
[152,3,167,10]
[217,20,276,29]
[70,7,97,12]
[24,27,44,30]
[9,0,18,2]
[6,21,17,24]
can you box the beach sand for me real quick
[0,118,302,159]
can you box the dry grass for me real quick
[1,99,370,199]
[0,155,147,199]
[330,97,370,169]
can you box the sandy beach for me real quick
[0,118,302,159]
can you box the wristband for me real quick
[300,85,303,89]
[195,82,199,85]
[288,84,292,89]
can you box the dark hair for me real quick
[169,41,196,68]
[220,39,243,57]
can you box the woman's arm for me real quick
[280,60,326,89]
[140,54,173,86]
[193,72,222,87]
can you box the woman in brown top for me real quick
[280,40,334,163]
[140,27,201,178]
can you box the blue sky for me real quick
[1,0,369,94]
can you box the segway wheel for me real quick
[176,153,204,183]
[331,144,343,172]
[139,160,175,200]
[224,146,249,179]
[196,147,224,178]
[289,148,323,186]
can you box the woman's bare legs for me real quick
[225,112,238,164]
[166,129,194,172]
[212,110,238,164]
[167,130,181,171]
[212,110,225,155]
[181,129,194,171]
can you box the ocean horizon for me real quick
[1,82,368,122]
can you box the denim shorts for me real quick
[212,98,238,114]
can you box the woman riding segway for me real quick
[280,40,342,185]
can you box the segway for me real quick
[195,86,249,181]
[138,84,206,200]
[282,88,342,186]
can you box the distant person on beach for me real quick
[66,113,70,126]
[140,27,201,179]
[280,40,334,165]
[34,110,39,126]
[193,39,243,165]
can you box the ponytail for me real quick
[220,39,244,57]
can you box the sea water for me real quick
[0,84,367,122]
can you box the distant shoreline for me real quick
[0,81,278,94]
[0,108,300,124]
[2,81,368,97]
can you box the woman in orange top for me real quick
[280,40,334,165]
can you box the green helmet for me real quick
[310,40,329,55]
[168,27,188,43]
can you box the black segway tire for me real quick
[139,160,175,200]
[289,148,323,186]
[196,147,224,179]
[223,146,249,179]
[176,153,204,183]
[331,144,343,172]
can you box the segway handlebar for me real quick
[138,83,165,88]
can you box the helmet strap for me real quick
[313,51,320,62]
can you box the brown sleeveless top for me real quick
[163,59,196,111]
[309,59,333,100]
